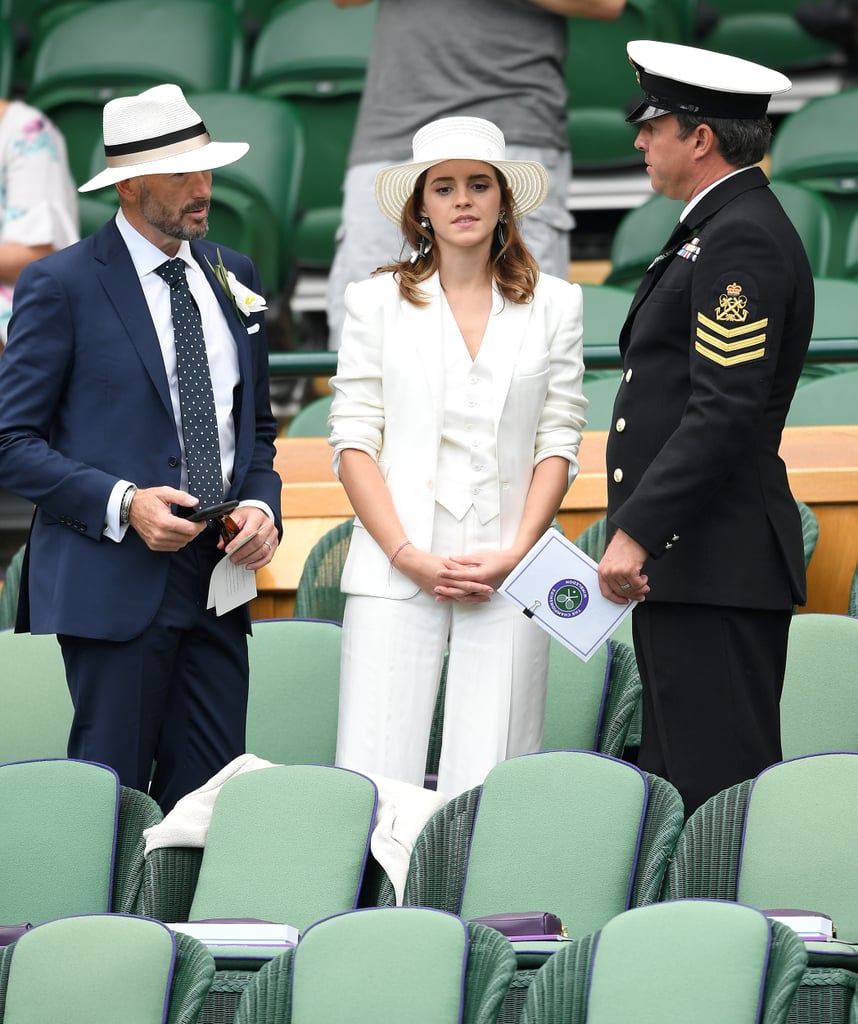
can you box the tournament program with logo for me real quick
[498,529,636,662]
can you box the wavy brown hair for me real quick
[374,166,539,307]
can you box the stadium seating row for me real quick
[5,0,857,297]
[3,745,858,1022]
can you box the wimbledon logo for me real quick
[548,579,589,618]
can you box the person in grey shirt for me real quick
[326,0,625,350]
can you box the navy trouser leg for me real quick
[61,533,249,812]
[632,602,790,817]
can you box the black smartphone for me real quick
[186,500,240,523]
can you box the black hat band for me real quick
[104,121,211,167]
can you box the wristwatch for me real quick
[119,484,138,527]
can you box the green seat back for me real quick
[26,0,245,185]
[786,365,858,427]
[542,640,610,752]
[580,283,630,358]
[700,11,838,70]
[189,764,377,930]
[586,901,773,1023]
[187,92,306,292]
[290,908,467,1024]
[769,180,835,279]
[459,751,647,937]
[606,193,684,290]
[737,753,858,942]
[580,375,626,431]
[293,518,354,622]
[285,394,333,438]
[572,518,607,561]
[0,759,119,923]
[245,618,341,765]
[248,0,377,267]
[3,915,176,1024]
[0,544,25,630]
[780,614,858,758]
[0,632,73,762]
[795,500,819,568]
[0,17,13,98]
[565,0,683,171]
[770,88,858,276]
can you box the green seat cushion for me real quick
[189,764,377,930]
[542,641,610,752]
[460,751,647,938]
[290,908,467,1024]
[0,759,119,923]
[4,914,176,1024]
[587,901,771,1023]
[737,753,858,942]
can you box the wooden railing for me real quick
[253,425,858,620]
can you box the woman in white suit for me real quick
[328,116,587,797]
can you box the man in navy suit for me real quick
[0,84,283,812]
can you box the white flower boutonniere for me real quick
[206,249,267,319]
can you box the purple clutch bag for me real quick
[470,911,567,939]
[0,923,32,946]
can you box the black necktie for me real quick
[647,220,689,272]
[155,258,224,510]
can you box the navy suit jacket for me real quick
[0,219,282,640]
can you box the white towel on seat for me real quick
[142,756,448,905]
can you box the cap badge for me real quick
[716,282,748,322]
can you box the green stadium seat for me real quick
[565,0,687,173]
[606,181,836,289]
[770,88,858,276]
[188,91,306,296]
[247,0,377,269]
[26,0,245,185]
[786,365,858,426]
[694,0,842,73]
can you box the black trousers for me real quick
[632,601,792,818]
[60,531,249,813]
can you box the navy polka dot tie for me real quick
[155,258,224,510]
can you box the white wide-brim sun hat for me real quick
[374,116,549,224]
[79,83,248,193]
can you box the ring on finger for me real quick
[620,582,632,591]
[263,540,272,551]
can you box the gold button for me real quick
[613,468,624,483]
[615,418,626,432]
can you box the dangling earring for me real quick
[496,209,507,250]
[410,217,433,264]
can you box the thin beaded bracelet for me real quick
[389,540,412,566]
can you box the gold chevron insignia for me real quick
[695,340,766,367]
[696,327,767,353]
[697,312,769,337]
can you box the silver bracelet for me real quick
[119,484,138,527]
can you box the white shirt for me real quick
[434,294,500,526]
[682,166,754,221]
[105,209,240,538]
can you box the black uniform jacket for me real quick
[606,167,814,610]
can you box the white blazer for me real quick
[328,271,586,599]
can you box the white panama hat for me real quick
[78,83,249,192]
[625,40,792,124]
[373,116,549,224]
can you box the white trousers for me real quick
[335,505,549,797]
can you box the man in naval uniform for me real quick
[597,40,814,816]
